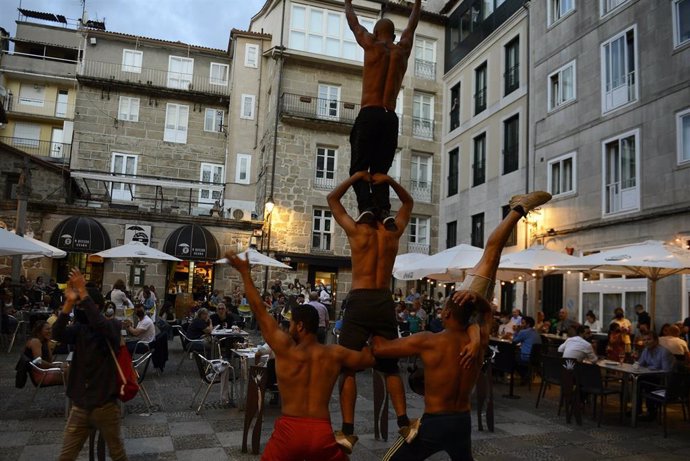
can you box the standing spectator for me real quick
[428,307,444,333]
[584,310,601,333]
[319,284,331,305]
[435,291,445,307]
[558,325,598,361]
[634,304,651,332]
[406,308,423,334]
[393,288,403,302]
[109,280,133,318]
[412,299,427,328]
[606,323,626,361]
[307,292,330,344]
[52,269,127,461]
[610,307,632,353]
[405,287,419,303]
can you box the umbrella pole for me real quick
[649,279,657,332]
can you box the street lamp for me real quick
[263,196,274,294]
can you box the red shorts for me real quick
[261,415,348,461]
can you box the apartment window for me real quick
[241,94,255,120]
[504,37,519,96]
[312,208,333,251]
[414,37,436,80]
[412,92,434,140]
[245,44,259,68]
[167,56,194,90]
[110,153,137,201]
[548,152,576,197]
[446,221,457,249]
[121,49,142,73]
[118,96,140,122]
[409,216,430,252]
[317,84,340,120]
[548,60,576,111]
[395,91,403,134]
[210,63,229,86]
[474,62,487,115]
[502,206,517,247]
[55,90,68,117]
[315,146,337,189]
[677,108,690,164]
[472,133,486,186]
[13,122,40,148]
[163,103,189,144]
[236,154,251,184]
[199,163,224,204]
[411,153,432,202]
[449,83,460,132]
[289,3,374,62]
[603,130,639,215]
[601,0,628,16]
[673,0,690,48]
[471,213,484,248]
[503,114,519,175]
[448,147,459,197]
[18,84,44,107]
[601,27,637,113]
[204,108,224,132]
[548,0,575,26]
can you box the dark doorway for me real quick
[542,274,563,319]
[500,282,515,314]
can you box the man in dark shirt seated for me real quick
[186,308,212,354]
[210,303,237,329]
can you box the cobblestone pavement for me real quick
[1,336,689,461]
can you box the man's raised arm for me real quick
[327,171,369,235]
[226,251,292,353]
[398,0,422,49]
[344,0,374,47]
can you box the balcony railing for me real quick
[414,59,436,80]
[281,93,360,125]
[5,95,75,119]
[412,117,434,140]
[314,175,336,190]
[474,88,486,114]
[0,136,71,162]
[410,180,432,202]
[408,242,430,254]
[504,64,519,94]
[604,70,636,112]
[78,60,230,96]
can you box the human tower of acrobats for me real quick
[225,1,552,459]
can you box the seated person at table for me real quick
[24,320,66,385]
[584,310,601,333]
[210,303,236,329]
[497,313,513,338]
[606,322,626,361]
[186,308,213,353]
[658,325,690,360]
[558,325,598,361]
[226,251,374,461]
[637,331,676,421]
[633,322,652,357]
[554,308,579,336]
[512,316,541,365]
[123,305,155,354]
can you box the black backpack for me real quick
[15,353,31,389]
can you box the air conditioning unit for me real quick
[230,208,252,221]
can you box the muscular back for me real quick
[361,42,410,110]
[349,222,402,290]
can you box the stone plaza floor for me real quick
[1,335,689,461]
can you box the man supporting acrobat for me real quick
[372,191,552,461]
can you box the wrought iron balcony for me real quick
[77,60,230,96]
[280,93,359,125]
[0,136,71,162]
[412,117,434,140]
[407,242,430,255]
[474,88,486,114]
[410,180,432,203]
[414,59,436,80]
[504,64,519,95]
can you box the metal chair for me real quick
[133,351,154,413]
[27,359,69,416]
[190,352,235,414]
[6,315,27,353]
[574,361,624,427]
[536,355,564,411]
[527,343,542,391]
[173,325,206,372]
[642,367,690,437]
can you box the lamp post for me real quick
[262,196,275,294]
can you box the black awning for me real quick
[49,216,111,253]
[274,251,352,269]
[163,224,220,261]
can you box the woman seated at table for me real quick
[210,303,237,329]
[24,320,66,385]
[606,322,626,361]
[584,310,601,333]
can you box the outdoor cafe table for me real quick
[595,360,667,427]
[210,328,249,359]
[231,347,260,410]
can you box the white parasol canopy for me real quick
[0,228,53,257]
[216,248,292,269]
[394,244,484,281]
[499,245,581,273]
[94,241,182,261]
[13,232,67,260]
[393,252,430,274]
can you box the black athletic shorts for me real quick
[339,289,399,374]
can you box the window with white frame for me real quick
[289,3,374,61]
[164,103,189,143]
[395,91,403,134]
[547,152,576,197]
[204,108,224,132]
[390,149,402,182]
[677,108,690,164]
[412,92,434,140]
[13,122,40,147]
[236,154,251,184]
[167,56,194,89]
[199,163,224,205]
[410,153,432,202]
[55,90,68,117]
[602,130,639,215]
[317,84,340,120]
[241,94,255,120]
[414,37,436,80]
[210,63,229,86]
[601,26,637,113]
[315,146,337,189]
[110,153,137,201]
[600,0,628,16]
[245,44,259,68]
[122,49,143,73]
[673,0,690,48]
[118,96,140,122]
[548,60,576,111]
[18,84,44,107]
[409,216,430,253]
[312,208,333,251]
[548,0,575,26]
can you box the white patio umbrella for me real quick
[499,245,581,274]
[216,248,292,269]
[14,233,67,260]
[94,241,182,261]
[0,228,52,257]
[394,244,484,281]
[393,252,429,274]
[556,240,690,327]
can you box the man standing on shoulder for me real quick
[53,269,127,461]
[226,251,374,460]
[307,291,331,344]
[344,0,421,228]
